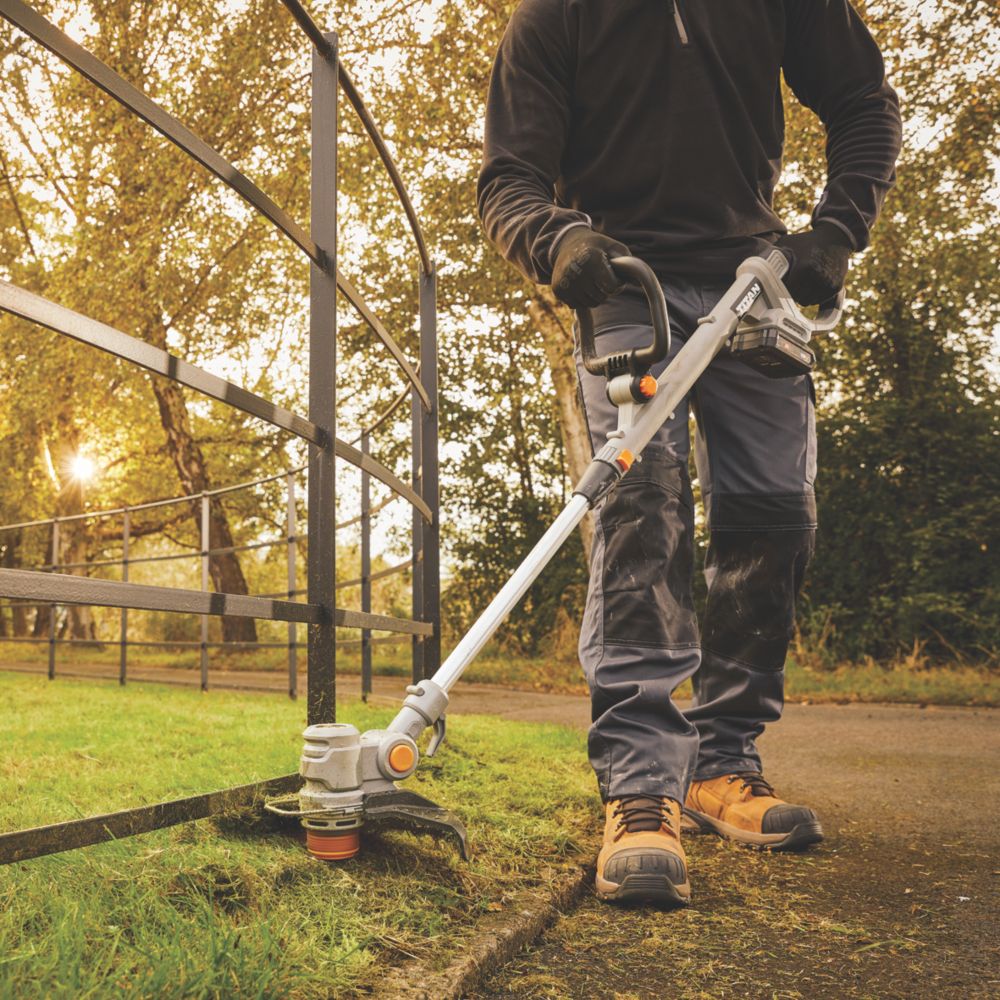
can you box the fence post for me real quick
[119,507,129,686]
[286,472,298,701]
[200,494,209,692]
[48,517,58,680]
[419,266,441,677]
[307,32,339,726]
[411,386,424,684]
[361,430,372,700]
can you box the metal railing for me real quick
[0,0,440,865]
[0,461,417,700]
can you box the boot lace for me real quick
[726,772,775,798]
[612,795,675,840]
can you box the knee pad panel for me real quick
[702,520,814,671]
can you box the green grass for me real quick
[455,651,1000,707]
[366,647,998,707]
[0,673,598,999]
[0,640,296,674]
[782,656,1000,706]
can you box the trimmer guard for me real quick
[364,789,469,861]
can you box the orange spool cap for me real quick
[638,375,657,398]
[388,742,416,773]
[306,828,360,861]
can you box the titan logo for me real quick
[735,282,762,318]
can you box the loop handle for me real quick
[762,248,845,334]
[576,256,670,378]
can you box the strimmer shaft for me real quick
[432,494,591,693]
[391,253,790,735]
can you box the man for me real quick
[478,1,901,905]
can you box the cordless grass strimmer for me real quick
[265,248,843,861]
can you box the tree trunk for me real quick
[527,290,595,559]
[0,532,30,636]
[150,378,257,643]
[61,531,97,641]
[505,342,537,500]
[32,607,49,638]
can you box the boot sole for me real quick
[596,873,691,907]
[682,808,824,852]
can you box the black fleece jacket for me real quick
[477,0,902,283]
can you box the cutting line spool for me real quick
[306,828,360,861]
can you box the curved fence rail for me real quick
[0,0,440,865]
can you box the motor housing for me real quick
[298,723,365,859]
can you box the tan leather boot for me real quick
[684,773,823,851]
[595,796,690,905]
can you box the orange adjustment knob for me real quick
[388,742,416,773]
[638,375,657,398]
[615,450,635,474]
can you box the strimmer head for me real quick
[296,722,366,860]
[265,720,468,862]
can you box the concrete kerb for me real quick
[371,856,596,1000]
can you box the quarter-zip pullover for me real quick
[477,0,902,282]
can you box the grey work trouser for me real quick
[576,277,816,804]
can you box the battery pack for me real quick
[729,327,815,379]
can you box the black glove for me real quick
[550,227,630,309]
[775,223,853,306]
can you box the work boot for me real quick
[684,773,823,851]
[595,796,690,906]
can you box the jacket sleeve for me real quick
[477,0,591,284]
[783,0,902,250]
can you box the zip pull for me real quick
[670,0,690,45]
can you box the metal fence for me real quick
[0,0,440,864]
[0,461,419,700]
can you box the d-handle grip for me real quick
[576,256,670,377]
[810,289,846,333]
[763,248,845,334]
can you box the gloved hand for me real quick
[551,227,630,309]
[775,222,853,306]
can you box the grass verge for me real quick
[4,639,997,707]
[0,673,597,999]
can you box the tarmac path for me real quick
[463,696,1000,1000]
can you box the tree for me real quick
[3,0,994,665]
[776,2,1000,661]
[331,0,999,663]
[329,0,590,655]
[0,0,315,641]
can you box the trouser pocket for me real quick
[597,449,698,649]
